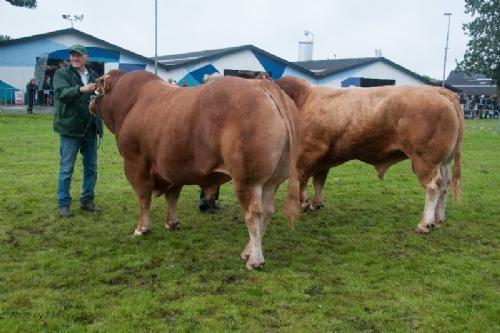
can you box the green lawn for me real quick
[0,113,499,333]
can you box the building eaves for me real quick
[155,44,315,77]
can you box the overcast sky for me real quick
[1,0,471,79]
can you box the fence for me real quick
[0,88,55,106]
[464,108,500,120]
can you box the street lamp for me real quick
[154,0,158,75]
[62,14,84,28]
[442,12,452,87]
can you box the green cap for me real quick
[69,44,88,55]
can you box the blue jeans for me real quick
[57,133,98,208]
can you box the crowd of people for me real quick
[24,75,54,114]
[462,95,499,119]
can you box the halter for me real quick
[90,89,105,119]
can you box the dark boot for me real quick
[80,199,101,213]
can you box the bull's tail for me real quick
[284,144,300,226]
[437,88,463,202]
[451,99,464,203]
[263,86,300,225]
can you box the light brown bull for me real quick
[90,70,299,269]
[275,76,463,233]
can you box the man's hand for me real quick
[80,83,97,93]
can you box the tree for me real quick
[5,0,37,8]
[0,35,12,41]
[460,0,500,100]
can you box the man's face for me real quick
[70,52,87,69]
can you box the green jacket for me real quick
[53,65,103,137]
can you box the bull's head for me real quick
[89,70,123,117]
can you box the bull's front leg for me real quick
[296,149,328,212]
[165,185,183,230]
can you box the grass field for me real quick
[0,113,499,333]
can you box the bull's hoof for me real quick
[133,228,150,236]
[312,202,325,210]
[245,260,265,270]
[165,220,180,230]
[416,224,431,234]
[434,219,444,227]
[301,199,311,212]
[240,245,251,261]
[301,204,313,212]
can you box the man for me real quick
[26,78,37,114]
[53,44,103,217]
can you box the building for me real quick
[0,28,171,96]
[157,45,433,87]
[446,70,497,99]
[1,28,435,102]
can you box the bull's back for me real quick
[303,85,460,166]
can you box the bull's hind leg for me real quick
[434,164,450,226]
[165,185,183,230]
[260,182,279,236]
[413,160,442,234]
[311,169,329,210]
[235,184,266,270]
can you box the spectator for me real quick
[26,78,37,114]
[43,76,53,106]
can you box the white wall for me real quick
[104,62,119,73]
[211,49,264,73]
[0,66,34,92]
[282,66,318,84]
[144,64,171,81]
[356,61,425,86]
[318,60,426,87]
[50,34,99,48]
[159,49,269,84]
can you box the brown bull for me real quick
[90,70,299,269]
[275,76,463,233]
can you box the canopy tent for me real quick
[0,79,19,103]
